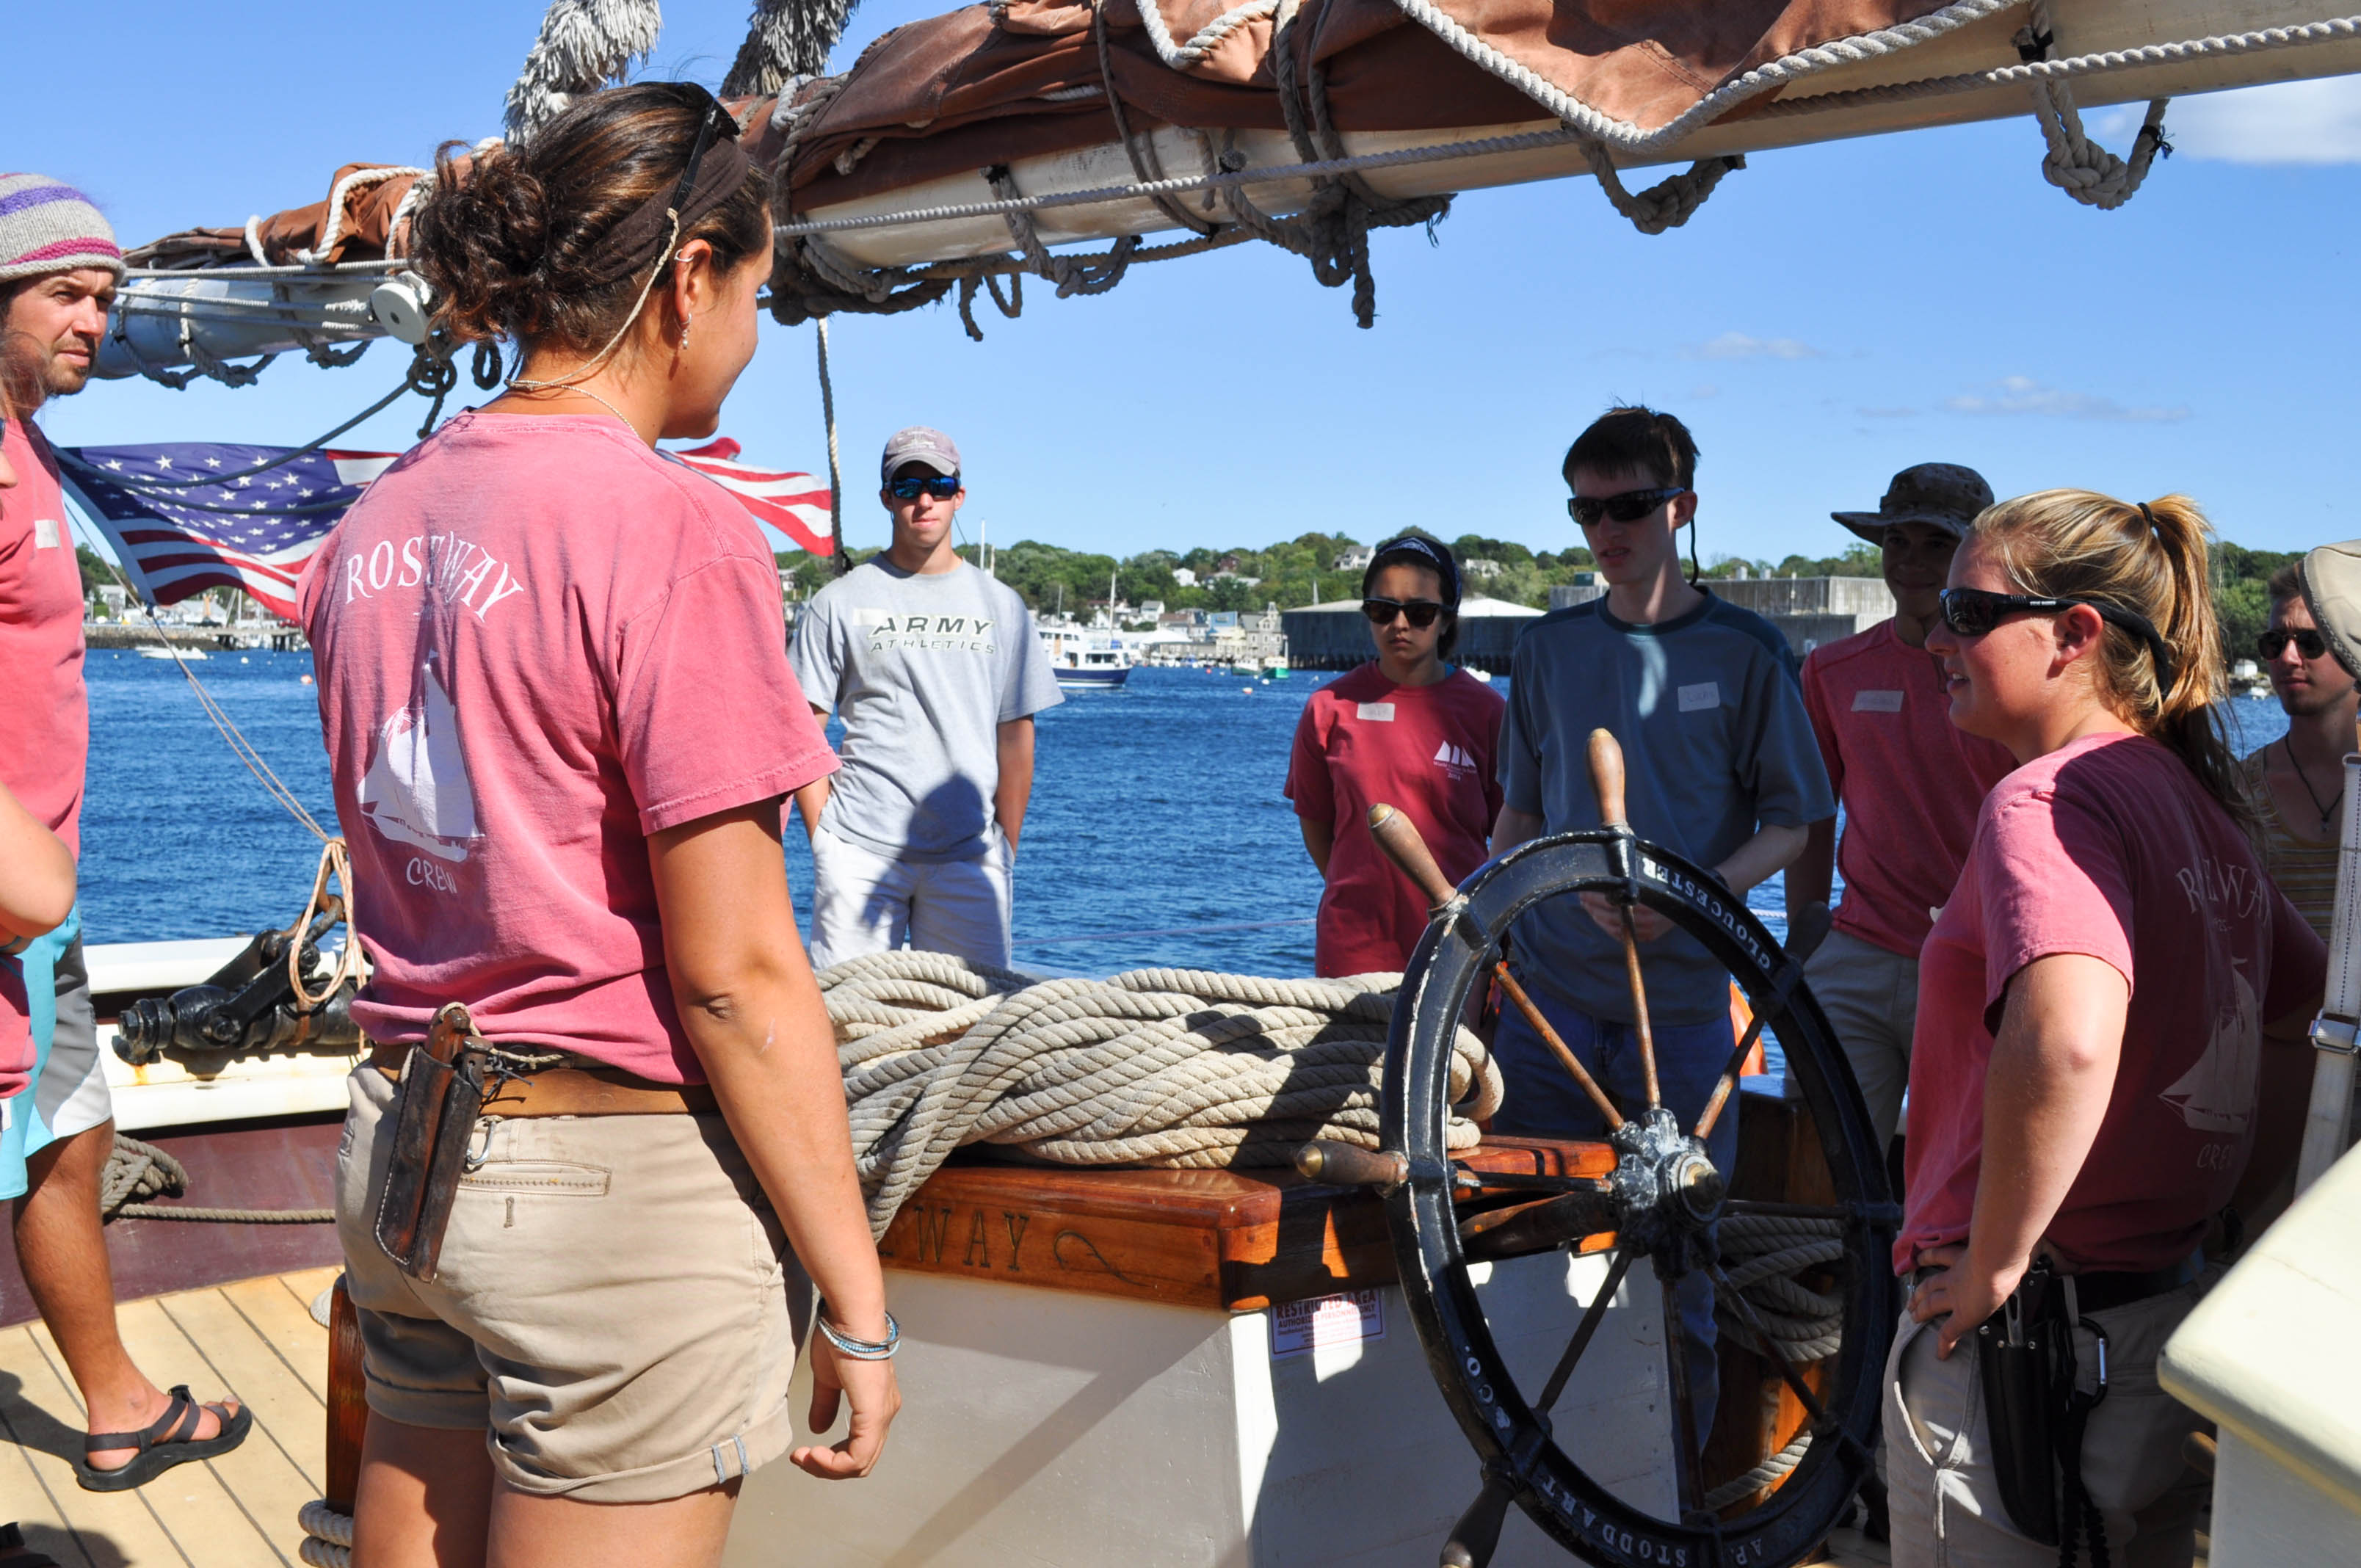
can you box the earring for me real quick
[679,316,692,352]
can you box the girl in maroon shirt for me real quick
[1286,537,1504,976]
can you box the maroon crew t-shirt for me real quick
[300,413,838,1084]
[1285,664,1505,976]
[1899,733,2325,1276]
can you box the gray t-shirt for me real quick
[791,559,1062,862]
[1500,591,1835,1025]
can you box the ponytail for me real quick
[1973,490,2249,827]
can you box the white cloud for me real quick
[1943,375,2188,423]
[1684,332,1823,361]
[2090,76,2361,165]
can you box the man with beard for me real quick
[2238,562,2357,943]
[1,176,248,1512]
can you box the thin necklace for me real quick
[2285,736,2342,830]
[506,379,636,433]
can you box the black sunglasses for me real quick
[1937,587,2178,699]
[1363,597,1445,628]
[2259,628,2330,661]
[888,473,961,501]
[1567,487,1686,527]
[668,84,739,213]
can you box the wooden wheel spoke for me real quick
[1658,1270,1707,1517]
[1531,1246,1637,1413]
[1451,1169,1613,1198]
[1457,1191,1619,1260]
[1493,962,1624,1130]
[1706,1260,1832,1428]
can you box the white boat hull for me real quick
[723,1247,1672,1567]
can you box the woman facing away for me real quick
[297,84,896,1568]
[1890,491,2324,1567]
[1285,536,1504,976]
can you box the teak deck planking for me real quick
[0,1266,337,1568]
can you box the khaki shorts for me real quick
[1884,1273,2215,1568]
[336,1064,810,1503]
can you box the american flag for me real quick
[670,438,834,556]
[57,443,396,621]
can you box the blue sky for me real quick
[9,1,2358,566]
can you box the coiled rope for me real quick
[1702,1211,1846,1510]
[815,951,1501,1237]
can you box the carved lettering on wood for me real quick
[915,1204,953,1265]
[965,1208,991,1268]
[1002,1210,1030,1271]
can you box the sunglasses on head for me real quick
[1567,486,1686,528]
[1937,587,2178,700]
[2259,628,2329,661]
[888,473,961,501]
[1363,597,1446,628]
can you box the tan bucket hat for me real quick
[1832,463,1995,545]
[2299,540,2361,679]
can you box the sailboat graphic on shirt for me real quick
[2160,965,2260,1135]
[358,655,482,863]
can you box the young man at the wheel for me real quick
[1489,405,1834,1442]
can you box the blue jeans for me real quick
[1489,992,1738,1447]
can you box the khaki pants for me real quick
[1884,1276,2215,1568]
[1802,928,1918,1148]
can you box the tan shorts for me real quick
[336,1064,810,1503]
[1884,1273,2215,1568]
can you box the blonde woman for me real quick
[1892,492,2324,1567]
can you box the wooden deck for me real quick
[0,1266,336,1567]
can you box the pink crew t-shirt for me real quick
[1285,665,1505,976]
[1,418,90,859]
[1799,620,2015,958]
[1898,733,2324,1276]
[299,412,838,1083]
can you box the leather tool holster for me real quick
[374,1002,490,1285]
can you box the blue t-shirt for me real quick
[1499,591,1834,1025]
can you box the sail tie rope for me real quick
[100,1134,336,1224]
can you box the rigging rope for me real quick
[505,0,664,143]
[814,951,1500,1238]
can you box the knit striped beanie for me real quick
[0,174,124,285]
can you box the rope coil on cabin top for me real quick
[813,951,1501,1238]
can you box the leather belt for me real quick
[369,1040,717,1117]
[1908,1251,2203,1315]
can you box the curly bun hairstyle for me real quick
[409,83,770,357]
[1971,489,2248,825]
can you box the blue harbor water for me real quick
[79,653,2298,993]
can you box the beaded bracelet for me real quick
[814,1307,901,1361]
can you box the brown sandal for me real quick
[74,1385,250,1492]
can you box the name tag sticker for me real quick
[1852,689,1905,713]
[1678,682,1719,713]
[1272,1288,1385,1360]
[853,607,891,628]
[1355,702,1396,722]
[33,518,60,549]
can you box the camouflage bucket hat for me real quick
[1832,462,1995,545]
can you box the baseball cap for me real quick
[1831,463,1995,545]
[880,427,961,484]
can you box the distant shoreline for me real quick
[84,623,306,652]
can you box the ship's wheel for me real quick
[1317,731,1897,1568]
